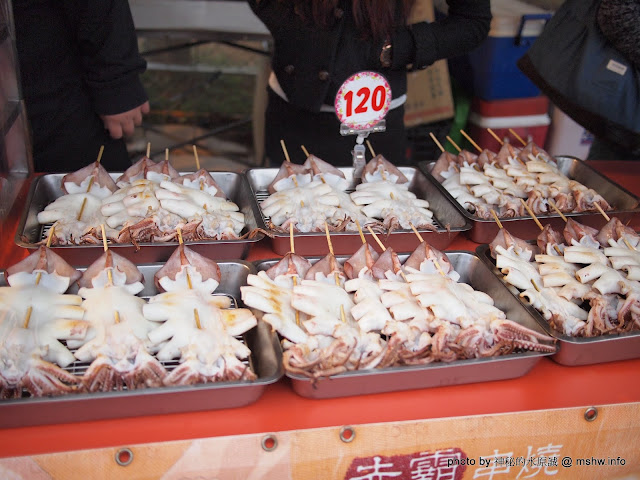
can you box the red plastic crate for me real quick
[467,112,550,150]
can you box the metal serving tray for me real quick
[476,244,640,366]
[245,166,470,256]
[0,261,283,428]
[419,156,640,244]
[15,172,265,265]
[254,251,556,399]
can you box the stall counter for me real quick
[0,161,638,479]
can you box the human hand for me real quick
[100,101,150,139]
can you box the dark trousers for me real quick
[29,104,131,174]
[264,87,409,167]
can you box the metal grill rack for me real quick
[253,189,446,232]
[14,293,257,399]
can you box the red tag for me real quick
[335,71,391,130]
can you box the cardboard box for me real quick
[403,0,454,128]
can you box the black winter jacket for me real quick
[248,0,492,112]
[13,0,147,170]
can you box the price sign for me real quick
[335,71,391,130]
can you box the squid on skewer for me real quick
[0,311,83,399]
[433,137,614,219]
[74,246,167,392]
[144,242,257,384]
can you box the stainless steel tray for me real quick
[15,172,265,265]
[476,244,640,366]
[0,261,283,428]
[254,251,556,399]
[245,167,470,256]
[419,156,640,244]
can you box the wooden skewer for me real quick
[487,128,504,146]
[509,129,527,146]
[460,129,482,153]
[460,130,482,172]
[192,145,201,171]
[366,140,376,157]
[446,136,462,153]
[23,306,33,329]
[324,223,346,323]
[324,222,334,257]
[45,224,56,248]
[291,270,301,328]
[594,203,611,222]
[77,146,105,221]
[301,145,327,183]
[548,199,568,222]
[176,227,193,289]
[433,135,458,172]
[287,222,301,325]
[23,225,55,324]
[76,198,88,222]
[530,278,541,292]
[99,224,120,323]
[624,238,637,251]
[32,225,58,289]
[354,219,366,244]
[146,142,151,158]
[95,144,105,165]
[367,225,386,251]
[193,308,202,330]
[433,260,447,277]
[520,199,562,255]
[22,224,53,326]
[429,132,445,153]
[366,226,407,281]
[519,198,544,231]
[459,130,483,171]
[100,227,114,285]
[99,224,114,287]
[490,209,503,229]
[280,139,291,163]
[86,145,105,193]
[410,222,446,277]
[177,227,201,328]
[280,140,301,190]
[409,223,424,243]
[101,224,109,253]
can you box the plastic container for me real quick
[437,0,554,100]
[471,95,549,118]
[466,95,551,149]
[545,105,594,160]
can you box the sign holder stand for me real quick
[340,120,386,179]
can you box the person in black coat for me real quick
[13,0,149,172]
[248,0,492,166]
[587,0,640,160]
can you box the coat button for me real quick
[284,64,295,74]
[334,8,344,18]
[318,70,330,81]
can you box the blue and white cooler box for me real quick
[435,0,554,100]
